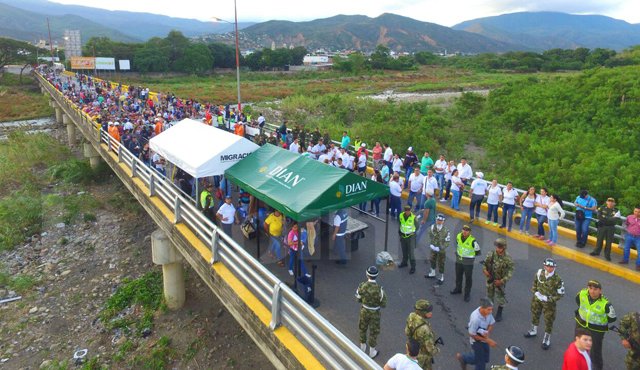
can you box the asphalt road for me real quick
[243,203,637,369]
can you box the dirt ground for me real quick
[0,128,273,369]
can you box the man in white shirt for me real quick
[289,138,300,154]
[407,167,424,212]
[383,339,422,370]
[383,143,393,171]
[457,157,473,204]
[469,172,488,223]
[311,139,326,160]
[433,155,447,197]
[389,174,403,219]
[421,169,438,211]
[457,298,497,370]
[216,195,239,238]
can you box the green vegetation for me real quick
[0,73,54,122]
[0,270,39,294]
[130,336,175,370]
[100,271,164,336]
[0,132,103,251]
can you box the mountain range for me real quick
[1,0,639,53]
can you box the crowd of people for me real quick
[40,68,640,370]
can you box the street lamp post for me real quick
[213,0,242,113]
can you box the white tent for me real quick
[149,118,259,178]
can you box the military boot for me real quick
[542,333,551,350]
[524,325,537,338]
[360,343,366,352]
[369,347,378,359]
[437,273,444,285]
[495,306,504,322]
[425,268,436,278]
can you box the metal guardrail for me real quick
[37,72,381,370]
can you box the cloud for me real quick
[485,0,626,15]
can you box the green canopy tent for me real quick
[225,144,389,221]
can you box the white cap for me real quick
[108,121,113,126]
[114,121,120,126]
[475,171,484,179]
[361,143,366,147]
[408,146,413,151]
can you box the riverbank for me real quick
[0,73,53,122]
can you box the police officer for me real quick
[450,225,481,302]
[398,205,419,274]
[590,197,621,260]
[356,266,387,359]
[482,238,514,322]
[618,311,640,370]
[332,208,349,265]
[574,280,617,370]
[524,258,565,350]
[200,183,215,221]
[490,346,525,369]
[425,214,450,285]
[405,299,439,369]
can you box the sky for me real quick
[49,0,640,27]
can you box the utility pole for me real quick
[46,18,55,64]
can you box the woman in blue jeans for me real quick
[519,186,536,234]
[500,182,519,231]
[485,179,501,225]
[546,194,565,246]
[450,169,464,211]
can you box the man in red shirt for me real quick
[562,329,593,370]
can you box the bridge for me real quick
[36,72,639,369]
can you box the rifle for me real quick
[611,323,640,357]
[431,337,445,364]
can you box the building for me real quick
[64,30,82,59]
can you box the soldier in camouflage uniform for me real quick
[523,258,565,350]
[355,266,387,359]
[490,345,525,369]
[425,214,450,285]
[618,311,640,370]
[405,299,439,369]
[482,238,514,322]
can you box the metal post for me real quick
[149,175,155,197]
[384,196,390,251]
[269,282,283,330]
[173,196,181,224]
[210,229,220,264]
[233,0,242,113]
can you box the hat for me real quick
[436,214,445,221]
[587,279,602,289]
[414,299,433,313]
[543,258,556,267]
[462,225,471,231]
[506,346,525,364]
[114,122,120,126]
[366,266,379,278]
[225,195,232,199]
[475,171,484,179]
[494,238,507,247]
[361,143,366,148]
[606,197,615,202]
[108,121,113,126]
[404,205,412,211]
[408,146,413,151]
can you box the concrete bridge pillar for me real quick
[151,229,185,310]
[54,106,63,125]
[63,114,76,146]
[83,143,102,169]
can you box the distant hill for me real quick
[241,13,521,53]
[453,12,640,51]
[0,2,139,44]
[6,0,255,42]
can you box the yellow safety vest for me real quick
[456,233,476,258]
[399,213,416,235]
[200,190,212,209]
[577,289,609,331]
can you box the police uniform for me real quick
[356,266,387,358]
[524,258,565,349]
[591,200,620,260]
[200,186,215,221]
[450,225,481,302]
[405,300,439,369]
[619,312,640,370]
[426,216,450,283]
[574,280,617,370]
[399,207,418,273]
[483,239,514,321]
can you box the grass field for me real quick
[0,73,53,122]
[119,66,575,105]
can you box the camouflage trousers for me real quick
[626,351,640,370]
[417,352,433,370]
[487,283,507,307]
[359,308,381,347]
[430,251,446,273]
[530,298,556,334]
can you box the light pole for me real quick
[212,0,242,113]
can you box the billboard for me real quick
[119,59,131,70]
[95,57,116,70]
[70,56,95,70]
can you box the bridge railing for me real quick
[37,72,381,370]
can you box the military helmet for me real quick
[414,299,433,313]
[366,266,379,278]
[543,258,557,267]
[506,345,525,364]
[494,238,507,247]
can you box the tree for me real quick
[207,42,236,68]
[174,43,213,74]
[162,30,190,70]
[414,51,440,65]
[133,39,169,73]
[0,37,42,83]
[370,45,391,69]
